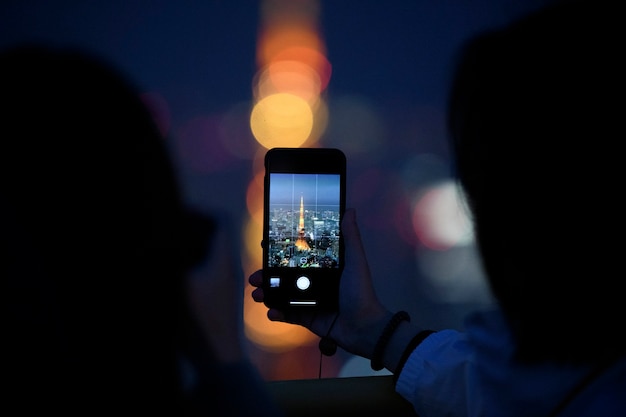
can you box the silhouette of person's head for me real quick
[1,44,197,413]
[447,0,623,363]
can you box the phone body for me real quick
[262,147,346,311]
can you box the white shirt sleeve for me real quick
[393,309,600,417]
[395,329,474,417]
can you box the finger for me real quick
[248,269,263,287]
[278,309,337,338]
[251,287,264,303]
[267,308,286,322]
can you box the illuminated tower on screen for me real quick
[295,195,310,250]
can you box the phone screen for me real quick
[266,173,342,270]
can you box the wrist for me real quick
[339,309,393,359]
[368,312,431,373]
[371,311,411,370]
[383,321,429,373]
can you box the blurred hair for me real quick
[447,0,624,363]
[1,44,188,412]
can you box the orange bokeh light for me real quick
[245,170,264,227]
[254,60,321,105]
[257,24,325,67]
[272,46,331,91]
[243,283,318,352]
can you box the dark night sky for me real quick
[0,1,552,141]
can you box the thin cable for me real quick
[318,349,323,379]
[318,313,339,378]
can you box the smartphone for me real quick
[262,147,346,311]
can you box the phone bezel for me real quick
[261,147,346,311]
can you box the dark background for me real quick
[1,0,555,379]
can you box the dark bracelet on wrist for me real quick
[371,311,410,371]
[392,329,436,383]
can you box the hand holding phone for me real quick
[262,147,346,312]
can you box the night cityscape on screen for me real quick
[267,173,341,268]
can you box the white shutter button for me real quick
[296,276,310,290]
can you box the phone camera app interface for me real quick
[267,173,341,270]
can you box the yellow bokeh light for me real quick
[250,93,313,149]
[300,95,327,148]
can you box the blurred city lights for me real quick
[249,0,330,150]
[254,60,322,104]
[243,282,318,352]
[244,0,331,360]
[249,93,313,148]
[242,0,488,380]
[245,170,264,227]
[411,181,473,250]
